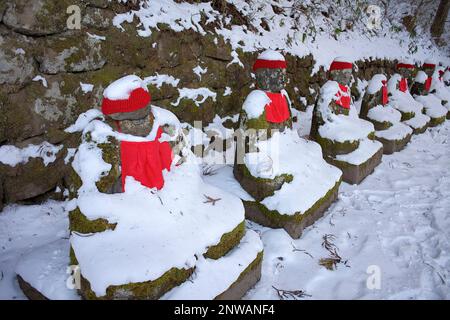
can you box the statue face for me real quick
[398,68,413,80]
[423,66,434,77]
[330,69,352,86]
[255,68,286,92]
[119,114,153,137]
[107,104,154,137]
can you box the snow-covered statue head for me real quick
[253,50,287,92]
[360,74,389,120]
[396,59,415,91]
[102,75,154,137]
[329,57,353,87]
[422,59,436,77]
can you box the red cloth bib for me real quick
[399,78,408,93]
[264,92,290,123]
[335,84,351,109]
[425,77,432,92]
[120,127,173,191]
[382,80,389,105]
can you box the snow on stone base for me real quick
[415,95,447,118]
[15,239,80,300]
[319,114,374,143]
[244,129,342,216]
[368,105,402,124]
[404,113,431,131]
[375,123,413,141]
[162,230,263,300]
[335,139,383,166]
[389,91,423,115]
[71,165,245,297]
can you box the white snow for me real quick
[79,82,94,93]
[192,65,208,80]
[144,73,180,88]
[172,87,217,107]
[86,32,106,41]
[415,95,447,118]
[227,50,244,68]
[65,109,103,133]
[415,71,428,84]
[242,90,271,119]
[375,123,413,140]
[103,75,148,100]
[404,113,431,130]
[319,114,375,143]
[32,75,48,88]
[367,74,387,94]
[162,230,263,299]
[0,201,72,300]
[367,105,402,124]
[256,50,285,61]
[244,129,342,215]
[0,142,63,167]
[15,239,80,300]
[224,87,232,96]
[335,138,382,166]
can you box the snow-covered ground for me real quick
[1,121,449,300]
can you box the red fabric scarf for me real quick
[335,84,351,109]
[120,127,173,191]
[399,78,408,92]
[382,80,389,105]
[425,77,432,92]
[264,92,290,123]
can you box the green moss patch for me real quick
[429,115,446,127]
[69,207,116,234]
[204,221,245,260]
[234,164,293,201]
[315,135,359,157]
[80,266,194,300]
[96,138,121,193]
[243,179,341,234]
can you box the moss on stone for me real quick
[368,118,392,131]
[315,134,359,157]
[69,207,116,234]
[214,250,264,300]
[429,115,446,127]
[95,137,121,193]
[243,178,341,228]
[234,163,293,201]
[80,266,194,300]
[399,110,415,121]
[204,221,245,260]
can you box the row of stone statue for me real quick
[17,50,449,300]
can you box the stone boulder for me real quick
[36,32,106,74]
[0,31,36,91]
[3,0,82,36]
[1,145,67,203]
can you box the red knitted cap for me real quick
[330,60,353,71]
[253,50,287,71]
[101,87,151,115]
[397,63,414,69]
